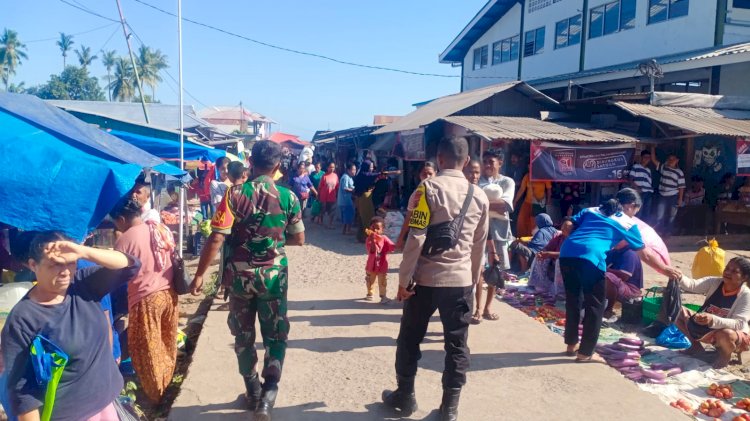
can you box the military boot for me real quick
[381,375,418,416]
[438,387,461,421]
[254,385,278,421]
[243,373,262,411]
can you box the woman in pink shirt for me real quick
[111,199,178,403]
[317,162,340,229]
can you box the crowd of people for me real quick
[4,136,750,421]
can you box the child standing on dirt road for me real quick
[365,216,395,303]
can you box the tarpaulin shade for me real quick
[108,129,226,162]
[0,93,186,240]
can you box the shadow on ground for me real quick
[417,350,574,374]
[302,224,364,257]
[289,312,403,327]
[169,398,437,421]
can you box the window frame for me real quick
[473,45,489,70]
[555,15,583,49]
[648,0,689,24]
[524,26,546,57]
[589,0,637,39]
[492,34,521,65]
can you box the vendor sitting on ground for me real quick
[675,256,750,369]
[509,213,558,273]
[603,247,644,320]
[527,218,572,293]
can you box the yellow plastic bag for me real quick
[691,239,726,279]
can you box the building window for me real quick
[555,15,582,49]
[493,35,520,64]
[589,0,637,39]
[473,45,488,70]
[524,27,545,57]
[736,0,750,9]
[649,0,689,24]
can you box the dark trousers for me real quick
[559,258,606,356]
[636,192,653,223]
[395,285,473,389]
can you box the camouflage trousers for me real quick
[227,288,290,385]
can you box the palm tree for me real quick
[7,81,25,93]
[75,45,97,69]
[137,45,168,101]
[101,49,116,101]
[0,29,29,91]
[110,57,134,102]
[56,32,74,69]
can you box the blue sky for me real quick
[3,0,487,139]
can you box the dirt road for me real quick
[169,223,688,420]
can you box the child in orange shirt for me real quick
[364,216,395,303]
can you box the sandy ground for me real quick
[167,223,703,421]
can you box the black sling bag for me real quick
[421,184,474,256]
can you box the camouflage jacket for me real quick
[211,175,304,295]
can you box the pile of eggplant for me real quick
[596,337,682,384]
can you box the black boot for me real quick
[254,385,278,421]
[438,388,461,421]
[243,373,262,411]
[381,375,418,416]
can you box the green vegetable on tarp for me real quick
[29,335,69,421]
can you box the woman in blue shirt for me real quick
[560,188,680,361]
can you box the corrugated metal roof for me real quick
[198,106,276,124]
[530,42,750,86]
[47,100,210,133]
[373,81,559,135]
[442,116,640,143]
[612,101,750,137]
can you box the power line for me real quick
[57,0,120,22]
[126,24,211,109]
[130,0,466,79]
[25,22,118,43]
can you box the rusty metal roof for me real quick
[373,81,559,135]
[441,116,640,143]
[612,101,750,137]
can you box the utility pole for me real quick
[115,0,150,124]
[178,0,185,257]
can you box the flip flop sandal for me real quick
[482,312,500,321]
[575,354,605,363]
[564,348,578,357]
[470,312,482,325]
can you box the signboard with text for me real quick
[530,141,635,182]
[738,138,750,176]
[399,129,426,161]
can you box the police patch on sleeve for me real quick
[408,184,430,229]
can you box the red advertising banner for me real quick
[738,138,750,176]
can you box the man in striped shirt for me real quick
[651,147,685,235]
[629,150,654,222]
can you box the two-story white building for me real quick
[440,0,750,100]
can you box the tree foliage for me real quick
[110,57,135,102]
[0,28,29,91]
[137,45,168,101]
[75,45,97,69]
[101,49,117,101]
[33,66,105,101]
[56,33,74,68]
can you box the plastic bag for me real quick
[656,324,691,349]
[692,239,725,279]
[658,278,682,325]
[311,200,321,217]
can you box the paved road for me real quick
[169,224,687,420]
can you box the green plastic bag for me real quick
[311,200,321,217]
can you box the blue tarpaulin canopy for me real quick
[0,93,187,240]
[108,129,226,162]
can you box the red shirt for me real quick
[365,233,395,274]
[318,172,339,203]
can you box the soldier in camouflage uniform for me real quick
[192,141,305,421]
